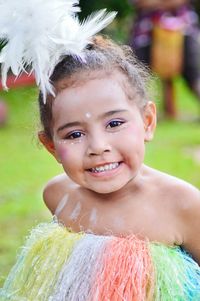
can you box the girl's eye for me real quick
[65,131,84,139]
[107,120,124,128]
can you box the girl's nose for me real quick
[86,135,112,156]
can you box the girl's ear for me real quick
[38,131,57,158]
[143,101,157,142]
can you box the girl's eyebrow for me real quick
[57,121,82,133]
[56,109,128,133]
[102,109,128,118]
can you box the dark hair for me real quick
[38,35,151,139]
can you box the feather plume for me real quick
[0,0,116,102]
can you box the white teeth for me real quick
[90,162,119,173]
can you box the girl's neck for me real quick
[85,164,148,203]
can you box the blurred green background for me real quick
[0,0,200,287]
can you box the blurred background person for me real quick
[129,0,200,115]
[0,99,8,126]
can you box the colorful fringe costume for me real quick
[0,221,200,301]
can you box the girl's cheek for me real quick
[56,144,69,162]
[126,123,144,136]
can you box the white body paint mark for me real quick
[112,216,125,229]
[54,194,69,217]
[70,202,82,221]
[89,208,98,226]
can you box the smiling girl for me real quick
[0,1,200,300]
[38,36,200,299]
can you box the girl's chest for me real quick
[59,197,182,246]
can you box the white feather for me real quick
[0,0,116,102]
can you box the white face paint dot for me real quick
[85,112,91,119]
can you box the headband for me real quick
[0,0,116,102]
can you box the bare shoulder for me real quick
[43,173,76,214]
[165,173,199,208]
[147,166,200,207]
[173,179,200,264]
[148,167,200,263]
[167,175,200,215]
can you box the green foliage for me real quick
[79,0,134,42]
[194,1,200,17]
[79,0,133,20]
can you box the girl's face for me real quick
[46,72,156,194]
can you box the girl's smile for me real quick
[49,71,156,194]
[86,161,123,178]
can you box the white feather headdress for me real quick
[0,0,116,102]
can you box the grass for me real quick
[0,77,200,286]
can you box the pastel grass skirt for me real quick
[0,221,200,300]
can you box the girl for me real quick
[0,1,200,300]
[40,35,200,255]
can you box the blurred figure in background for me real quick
[129,0,200,107]
[0,99,8,126]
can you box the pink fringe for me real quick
[90,235,154,301]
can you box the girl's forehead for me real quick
[54,73,129,108]
[52,72,138,122]
[55,69,131,92]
